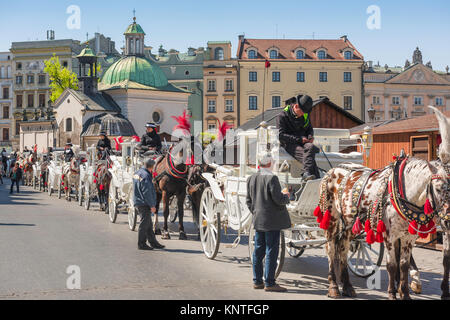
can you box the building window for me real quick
[3,106,9,119]
[297,72,305,82]
[17,95,23,108]
[3,87,9,99]
[225,80,233,92]
[65,118,73,132]
[319,72,328,82]
[27,75,34,84]
[249,96,258,110]
[269,50,278,59]
[392,97,400,105]
[343,72,352,82]
[63,61,68,68]
[373,96,381,105]
[272,72,280,82]
[15,120,20,135]
[2,128,9,141]
[344,51,353,60]
[296,50,304,59]
[214,47,224,60]
[16,76,23,85]
[343,96,353,110]
[39,94,46,107]
[436,97,444,106]
[225,99,233,112]
[27,94,34,108]
[272,96,281,108]
[152,111,162,124]
[16,63,22,70]
[317,50,326,59]
[207,80,216,92]
[248,50,257,59]
[414,96,423,106]
[38,75,46,85]
[208,100,216,113]
[208,123,217,132]
[249,71,257,82]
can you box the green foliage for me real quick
[44,55,79,103]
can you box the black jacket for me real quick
[277,105,314,147]
[140,131,162,151]
[246,170,291,232]
[96,138,112,152]
[133,168,157,208]
[64,148,74,162]
[11,167,23,181]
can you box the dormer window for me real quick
[248,49,257,59]
[317,50,326,59]
[214,47,224,60]
[344,51,353,60]
[296,50,305,59]
[269,50,278,59]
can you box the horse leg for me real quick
[385,237,398,300]
[442,231,450,300]
[409,254,422,294]
[339,231,356,297]
[154,192,162,235]
[398,240,413,300]
[177,190,187,240]
[161,191,171,239]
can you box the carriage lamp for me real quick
[361,126,373,166]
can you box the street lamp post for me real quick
[361,126,373,167]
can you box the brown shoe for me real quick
[253,283,264,290]
[265,284,287,292]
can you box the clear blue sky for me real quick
[1,0,449,70]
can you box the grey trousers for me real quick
[286,143,320,178]
[136,205,158,246]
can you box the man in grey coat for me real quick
[246,153,291,292]
[133,159,165,251]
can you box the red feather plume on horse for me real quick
[172,110,191,135]
[216,119,231,142]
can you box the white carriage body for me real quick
[47,151,65,191]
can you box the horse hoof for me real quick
[388,293,397,300]
[179,232,187,240]
[154,229,162,236]
[327,287,340,299]
[399,293,412,301]
[410,282,422,294]
[161,231,171,240]
[342,286,357,298]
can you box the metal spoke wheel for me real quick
[286,229,306,258]
[84,183,91,211]
[199,187,221,260]
[57,176,62,199]
[248,224,285,279]
[128,198,137,231]
[107,185,118,223]
[78,182,84,206]
[348,236,384,278]
[47,175,53,196]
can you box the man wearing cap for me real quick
[133,158,165,251]
[64,143,75,163]
[96,131,112,160]
[246,152,291,292]
[278,95,320,180]
[139,123,162,153]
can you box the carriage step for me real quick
[286,238,327,246]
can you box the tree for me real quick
[44,55,78,103]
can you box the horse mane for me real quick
[429,106,450,164]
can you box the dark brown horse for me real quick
[94,160,112,211]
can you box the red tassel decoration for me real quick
[418,224,429,239]
[375,232,384,243]
[428,220,436,234]
[352,217,363,235]
[64,187,68,191]
[424,199,433,215]
[408,221,418,235]
[313,206,324,223]
[364,219,371,233]
[93,179,97,184]
[62,174,65,180]
[319,210,331,230]
[366,229,376,244]
[99,185,104,191]
[376,220,386,233]
[61,182,64,186]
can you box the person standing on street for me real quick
[10,162,23,194]
[133,159,165,251]
[246,153,291,292]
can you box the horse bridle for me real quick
[430,161,450,222]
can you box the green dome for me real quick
[101,56,168,88]
[124,21,146,35]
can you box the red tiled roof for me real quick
[237,38,364,61]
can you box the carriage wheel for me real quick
[32,176,36,189]
[199,187,221,260]
[47,177,53,196]
[78,182,84,206]
[286,229,306,258]
[58,176,62,199]
[84,183,91,211]
[248,224,285,279]
[347,236,384,278]
[169,208,178,224]
[128,198,137,231]
[107,185,118,223]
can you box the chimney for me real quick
[47,30,55,40]
[368,61,373,69]
[238,34,245,43]
[95,33,100,54]
[341,35,348,42]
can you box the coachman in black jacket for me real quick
[139,123,162,153]
[97,131,112,160]
[277,95,320,180]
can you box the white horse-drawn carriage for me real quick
[198,123,384,278]
[78,147,99,210]
[46,151,65,199]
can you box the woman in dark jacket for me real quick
[10,162,23,194]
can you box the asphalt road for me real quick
[0,180,446,300]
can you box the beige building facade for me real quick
[236,36,364,124]
[203,42,239,132]
[0,52,13,149]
